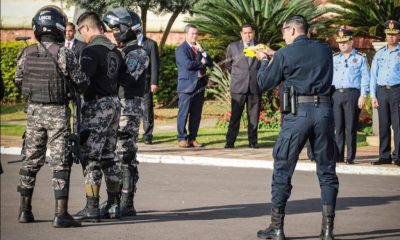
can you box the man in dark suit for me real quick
[65,22,86,59]
[225,24,261,149]
[175,24,212,148]
[137,32,159,144]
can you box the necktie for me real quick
[192,46,206,76]
[66,41,71,49]
[245,45,252,66]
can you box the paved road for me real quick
[1,154,399,240]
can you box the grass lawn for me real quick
[1,101,369,147]
[149,127,280,148]
[148,128,369,148]
[0,103,26,121]
[0,123,26,136]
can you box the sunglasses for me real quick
[281,26,292,34]
[77,25,87,34]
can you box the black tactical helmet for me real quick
[103,7,142,44]
[32,5,68,42]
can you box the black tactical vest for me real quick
[22,44,66,104]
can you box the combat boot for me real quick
[18,196,34,223]
[320,205,335,240]
[120,192,136,217]
[99,191,120,219]
[257,207,286,240]
[72,196,100,222]
[53,199,81,228]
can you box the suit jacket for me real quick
[71,39,86,60]
[175,41,212,93]
[225,40,261,94]
[141,36,159,85]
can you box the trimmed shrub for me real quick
[1,42,25,102]
[154,45,178,106]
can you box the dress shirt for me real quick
[65,38,75,49]
[370,43,400,98]
[332,49,370,96]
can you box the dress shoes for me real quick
[178,140,189,148]
[345,159,354,165]
[249,143,259,149]
[371,158,392,165]
[224,143,234,149]
[143,138,152,145]
[189,140,203,148]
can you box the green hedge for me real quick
[154,45,178,106]
[1,42,25,102]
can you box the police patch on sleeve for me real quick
[125,48,149,80]
[107,51,120,80]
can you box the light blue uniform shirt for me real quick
[332,49,370,96]
[370,43,400,98]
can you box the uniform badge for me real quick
[389,21,395,31]
[352,58,358,63]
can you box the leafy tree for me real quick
[189,0,330,49]
[158,0,201,53]
[66,0,160,35]
[329,0,400,40]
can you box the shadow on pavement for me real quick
[81,195,399,228]
[293,228,400,240]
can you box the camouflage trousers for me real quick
[115,97,143,187]
[18,103,72,199]
[80,96,121,186]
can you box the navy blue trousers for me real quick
[377,87,400,162]
[177,81,205,141]
[271,103,339,208]
[332,89,360,161]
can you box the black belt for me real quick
[378,84,400,90]
[335,88,359,93]
[297,95,331,104]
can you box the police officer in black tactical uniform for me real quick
[72,11,123,222]
[101,7,149,218]
[255,15,339,240]
[14,5,89,228]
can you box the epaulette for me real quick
[355,51,366,57]
[333,52,340,56]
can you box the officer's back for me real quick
[277,37,333,96]
[255,15,339,240]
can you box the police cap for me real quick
[384,20,400,35]
[335,28,352,43]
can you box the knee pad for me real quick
[52,170,70,199]
[19,168,37,178]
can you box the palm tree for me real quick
[189,0,330,48]
[329,0,400,40]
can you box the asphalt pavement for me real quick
[1,154,399,240]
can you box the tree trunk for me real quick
[140,6,149,35]
[159,8,181,54]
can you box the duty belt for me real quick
[297,95,331,104]
[378,84,400,90]
[335,88,359,93]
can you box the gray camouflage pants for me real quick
[18,103,71,199]
[115,97,142,187]
[80,96,121,186]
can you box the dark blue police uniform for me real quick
[257,35,339,209]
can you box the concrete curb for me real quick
[2,146,399,176]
